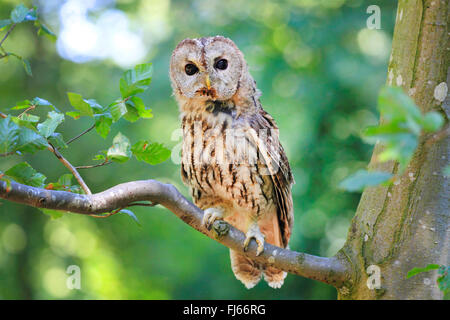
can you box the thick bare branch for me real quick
[0,178,351,288]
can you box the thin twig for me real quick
[0,23,16,47]
[0,112,7,118]
[75,160,112,170]
[18,105,35,118]
[66,124,96,145]
[89,207,123,219]
[47,143,92,195]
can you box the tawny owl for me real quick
[170,36,294,289]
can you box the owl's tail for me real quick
[229,250,262,289]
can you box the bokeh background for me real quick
[0,0,397,299]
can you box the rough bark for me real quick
[338,0,449,300]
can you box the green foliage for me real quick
[407,264,440,278]
[407,264,449,299]
[131,140,171,165]
[10,4,35,24]
[37,111,64,138]
[0,116,48,154]
[0,4,56,76]
[4,162,46,187]
[107,132,132,163]
[119,63,153,99]
[340,86,444,192]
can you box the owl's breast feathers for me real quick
[180,100,294,247]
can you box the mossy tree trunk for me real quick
[338,0,449,300]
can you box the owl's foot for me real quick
[202,207,224,230]
[243,223,265,256]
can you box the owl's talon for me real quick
[202,207,224,230]
[243,223,265,256]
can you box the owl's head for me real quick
[170,36,251,102]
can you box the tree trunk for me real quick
[338,0,449,300]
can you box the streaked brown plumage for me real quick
[170,36,294,289]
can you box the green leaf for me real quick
[0,116,20,153]
[57,173,73,187]
[67,92,94,117]
[18,113,39,123]
[406,264,440,279]
[66,111,81,119]
[10,100,32,110]
[421,111,444,132]
[107,132,132,163]
[131,140,171,165]
[16,127,48,153]
[31,97,54,107]
[36,22,56,41]
[123,102,140,122]
[11,4,30,23]
[94,114,113,139]
[37,111,64,138]
[130,96,153,119]
[11,97,56,111]
[21,58,32,76]
[48,132,68,149]
[93,151,107,161]
[44,174,81,194]
[0,19,12,30]
[0,116,47,154]
[119,63,152,98]
[120,209,141,227]
[5,162,46,187]
[339,170,393,192]
[40,208,64,219]
[108,100,127,122]
[10,116,36,130]
[378,86,422,127]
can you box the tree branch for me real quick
[0,178,351,288]
[46,143,92,195]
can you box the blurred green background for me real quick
[0,0,397,299]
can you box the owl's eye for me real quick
[214,59,228,70]
[185,63,199,76]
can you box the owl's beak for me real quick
[205,75,211,90]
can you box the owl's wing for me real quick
[246,108,294,248]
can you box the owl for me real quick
[170,36,294,289]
